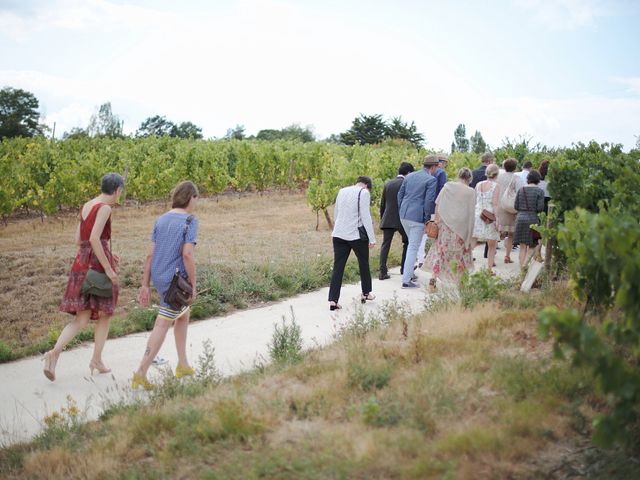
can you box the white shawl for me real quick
[436,181,476,248]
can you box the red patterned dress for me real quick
[59,203,118,320]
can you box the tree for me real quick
[340,114,387,145]
[226,124,245,140]
[451,123,469,153]
[470,130,487,154]
[87,102,123,137]
[62,127,89,140]
[385,117,425,148]
[256,124,315,142]
[136,115,175,137]
[0,87,45,139]
[173,121,203,139]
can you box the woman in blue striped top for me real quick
[132,181,199,390]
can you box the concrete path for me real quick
[0,245,521,446]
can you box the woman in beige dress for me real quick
[496,158,524,264]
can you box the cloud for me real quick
[0,0,170,39]
[610,76,640,96]
[514,0,610,30]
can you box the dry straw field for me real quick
[0,192,398,361]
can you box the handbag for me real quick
[81,268,113,297]
[522,188,542,242]
[425,220,439,239]
[480,209,495,224]
[500,176,518,214]
[81,238,114,297]
[164,216,195,310]
[357,188,369,243]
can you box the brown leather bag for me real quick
[425,220,439,239]
[164,216,194,310]
[480,209,496,224]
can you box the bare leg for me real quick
[505,233,513,261]
[91,314,111,366]
[52,310,92,356]
[173,311,191,368]
[519,245,529,270]
[487,240,497,271]
[135,317,171,378]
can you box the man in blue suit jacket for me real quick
[397,155,439,287]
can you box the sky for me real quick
[1,0,639,151]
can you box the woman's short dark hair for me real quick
[101,172,125,195]
[171,181,199,208]
[398,162,415,176]
[523,161,533,169]
[356,176,372,190]
[527,170,541,185]
[539,160,549,179]
[503,158,517,172]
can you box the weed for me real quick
[0,340,14,362]
[268,307,303,365]
[459,269,507,308]
[34,396,84,450]
[196,339,222,386]
[361,396,401,427]
[347,357,393,391]
[215,399,265,442]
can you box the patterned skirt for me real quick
[423,222,473,284]
[514,212,540,247]
[59,241,118,320]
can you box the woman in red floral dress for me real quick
[43,173,124,381]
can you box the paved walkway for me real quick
[0,245,521,445]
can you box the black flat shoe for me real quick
[329,302,342,311]
[379,274,390,280]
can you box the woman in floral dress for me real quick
[472,163,501,273]
[43,173,124,381]
[423,168,476,290]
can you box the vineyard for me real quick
[1,136,640,448]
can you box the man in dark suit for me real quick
[378,161,415,280]
[470,152,494,189]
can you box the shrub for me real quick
[459,269,507,308]
[268,307,303,365]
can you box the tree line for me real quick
[1,86,500,151]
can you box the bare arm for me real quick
[137,242,155,306]
[182,242,196,302]
[75,223,81,246]
[90,205,117,282]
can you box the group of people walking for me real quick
[42,157,547,386]
[43,174,200,390]
[328,153,549,309]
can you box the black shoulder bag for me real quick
[357,188,369,242]
[164,215,195,310]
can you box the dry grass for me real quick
[2,192,390,359]
[1,282,636,479]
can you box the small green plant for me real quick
[196,339,222,386]
[361,396,401,427]
[0,340,14,362]
[268,307,303,365]
[459,269,507,308]
[348,358,393,391]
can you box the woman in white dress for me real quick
[473,164,501,273]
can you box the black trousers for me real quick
[329,236,372,302]
[379,227,409,275]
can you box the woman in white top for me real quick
[473,164,501,273]
[328,176,376,310]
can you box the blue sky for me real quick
[1,0,639,150]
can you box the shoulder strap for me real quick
[175,215,194,271]
[523,188,530,210]
[357,188,364,224]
